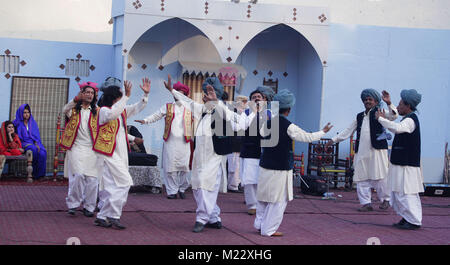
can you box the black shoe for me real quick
[167,194,177,199]
[82,208,94,217]
[94,218,111,228]
[227,189,243,193]
[395,221,421,230]
[393,218,407,227]
[178,191,186,199]
[192,222,205,233]
[357,204,373,212]
[205,221,222,229]
[67,208,77,215]
[107,217,126,230]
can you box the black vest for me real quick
[208,111,233,156]
[355,107,388,153]
[390,113,421,167]
[259,115,293,170]
[240,109,266,159]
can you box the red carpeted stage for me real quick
[0,179,448,245]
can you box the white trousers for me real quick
[97,189,107,210]
[219,156,228,193]
[96,167,130,220]
[244,184,257,210]
[193,167,222,225]
[227,152,241,190]
[66,173,98,212]
[254,200,288,236]
[391,191,422,226]
[356,178,390,205]
[164,171,190,195]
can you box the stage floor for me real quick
[0,181,448,245]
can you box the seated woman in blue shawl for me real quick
[13,104,47,179]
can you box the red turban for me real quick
[173,82,190,96]
[78,81,99,92]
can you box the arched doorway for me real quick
[125,18,221,157]
[235,24,323,155]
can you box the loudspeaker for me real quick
[300,175,328,196]
[421,184,450,197]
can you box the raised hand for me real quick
[124,80,132,97]
[204,85,218,102]
[164,74,173,92]
[140,77,151,94]
[134,120,145,124]
[382,90,391,105]
[322,122,333,133]
[248,101,258,114]
[75,90,83,102]
[375,108,386,120]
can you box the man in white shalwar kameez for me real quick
[62,81,101,217]
[326,89,398,212]
[93,77,150,229]
[255,89,333,236]
[376,89,423,230]
[135,81,193,199]
[226,95,248,192]
[239,87,274,215]
[164,75,243,233]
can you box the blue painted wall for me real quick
[0,37,114,123]
[323,24,450,183]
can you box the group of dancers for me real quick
[59,73,423,235]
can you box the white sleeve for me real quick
[62,99,77,118]
[99,96,129,125]
[240,111,257,131]
[143,105,167,124]
[383,104,399,121]
[172,90,204,120]
[215,101,249,131]
[331,120,357,143]
[127,134,135,142]
[378,116,416,134]
[287,123,326,143]
[125,93,148,118]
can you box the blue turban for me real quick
[401,89,422,110]
[101,77,122,92]
[361,88,381,106]
[274,89,296,109]
[202,77,224,100]
[256,86,275,101]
